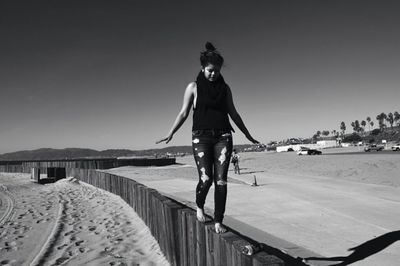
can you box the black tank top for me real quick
[192,72,232,131]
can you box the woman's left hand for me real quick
[156,135,173,144]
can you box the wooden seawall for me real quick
[0,158,304,266]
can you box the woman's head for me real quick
[200,42,224,67]
[200,42,224,81]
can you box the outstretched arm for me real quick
[226,86,259,144]
[156,82,195,144]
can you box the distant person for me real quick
[157,42,258,234]
[231,149,240,174]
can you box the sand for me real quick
[0,173,169,266]
[2,147,399,265]
[105,147,400,266]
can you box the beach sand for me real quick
[105,147,400,266]
[1,147,399,266]
[0,173,169,266]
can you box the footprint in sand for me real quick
[110,238,124,244]
[56,243,69,250]
[0,259,17,266]
[54,256,69,265]
[64,230,74,236]
[109,261,126,266]
[3,241,21,251]
[78,247,88,253]
[74,240,84,246]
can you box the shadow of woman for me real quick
[304,230,400,265]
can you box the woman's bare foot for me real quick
[196,207,206,222]
[215,222,227,234]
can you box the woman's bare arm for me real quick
[156,82,195,144]
[226,86,259,144]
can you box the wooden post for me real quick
[55,168,66,180]
[179,208,189,266]
[205,223,215,266]
[195,219,207,266]
[31,167,40,182]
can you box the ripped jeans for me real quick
[192,129,233,223]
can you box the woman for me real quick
[157,42,258,233]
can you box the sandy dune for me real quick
[0,173,169,266]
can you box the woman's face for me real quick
[202,63,221,82]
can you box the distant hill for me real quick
[0,144,258,161]
[0,146,193,161]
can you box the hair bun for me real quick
[205,42,216,52]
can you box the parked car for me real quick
[297,147,322,155]
[392,143,400,151]
[364,144,384,152]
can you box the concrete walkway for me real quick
[106,158,400,266]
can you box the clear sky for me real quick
[1,0,400,154]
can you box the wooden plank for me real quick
[179,208,189,266]
[212,226,223,266]
[126,179,135,208]
[31,167,40,182]
[252,251,285,266]
[163,201,185,266]
[205,223,215,266]
[47,167,56,178]
[196,218,207,266]
[138,185,146,220]
[186,210,197,266]
[220,231,242,266]
[55,167,66,180]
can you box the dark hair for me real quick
[200,42,224,67]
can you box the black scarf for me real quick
[195,71,227,110]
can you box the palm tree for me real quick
[376,112,387,132]
[322,130,330,138]
[366,117,371,132]
[370,121,374,130]
[387,112,394,129]
[357,120,362,134]
[340,121,346,137]
[361,120,366,135]
[394,111,400,126]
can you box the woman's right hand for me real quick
[156,135,173,144]
[245,134,259,144]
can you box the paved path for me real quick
[106,154,400,266]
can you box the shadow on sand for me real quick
[231,168,265,175]
[304,230,400,265]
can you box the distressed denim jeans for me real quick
[192,129,233,223]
